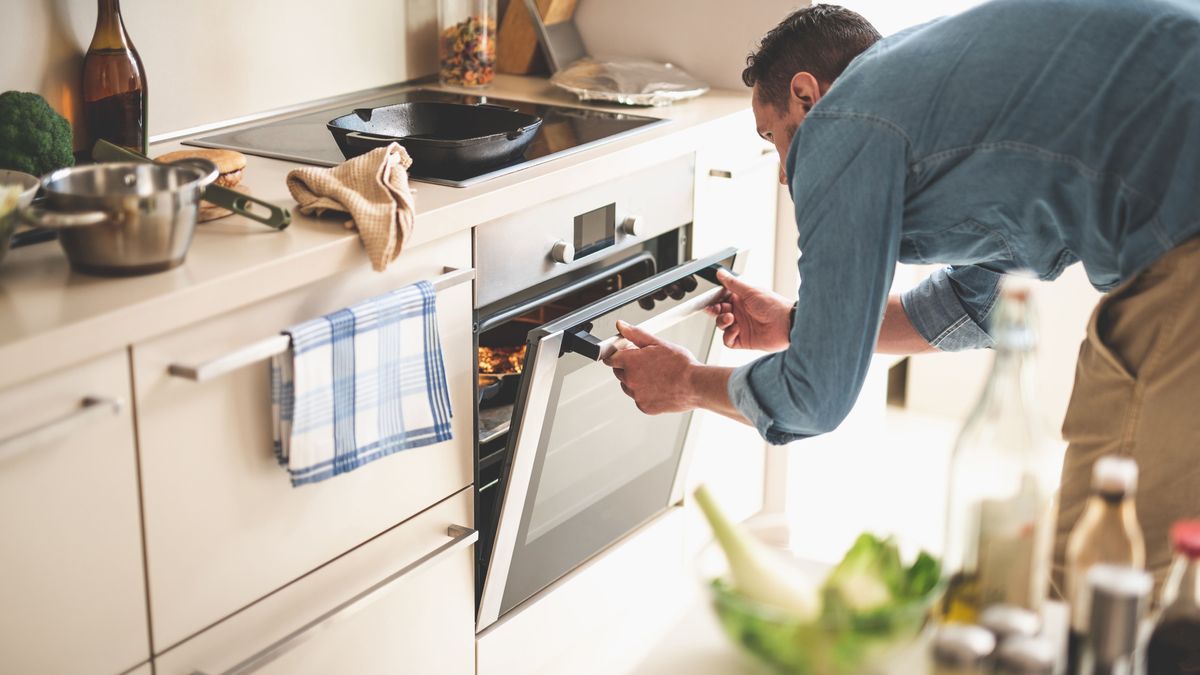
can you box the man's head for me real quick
[743,4,880,184]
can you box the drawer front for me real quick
[133,231,473,650]
[156,488,474,675]
[0,350,149,674]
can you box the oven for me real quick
[472,154,746,630]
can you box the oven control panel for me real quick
[474,154,695,308]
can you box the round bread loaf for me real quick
[154,148,247,188]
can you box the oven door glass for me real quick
[478,247,745,628]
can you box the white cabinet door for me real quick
[157,488,475,675]
[133,231,474,650]
[685,116,779,547]
[0,350,149,674]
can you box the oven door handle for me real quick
[562,262,736,362]
[564,286,725,362]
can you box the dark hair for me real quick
[743,4,881,110]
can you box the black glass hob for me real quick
[186,89,667,187]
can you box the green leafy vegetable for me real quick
[693,485,819,619]
[695,485,943,674]
[0,91,75,176]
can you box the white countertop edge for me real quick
[0,76,752,389]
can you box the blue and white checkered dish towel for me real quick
[271,280,453,487]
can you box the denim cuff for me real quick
[727,362,806,446]
[901,271,996,351]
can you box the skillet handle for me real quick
[344,131,399,148]
[93,140,292,231]
[474,103,520,112]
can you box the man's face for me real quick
[751,82,812,186]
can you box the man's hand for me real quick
[604,320,700,415]
[706,269,793,352]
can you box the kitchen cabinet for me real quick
[0,350,150,675]
[685,110,779,549]
[155,488,475,675]
[476,507,689,675]
[131,231,474,651]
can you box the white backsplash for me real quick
[574,0,809,91]
[1,0,438,144]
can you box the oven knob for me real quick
[622,215,645,237]
[549,240,575,264]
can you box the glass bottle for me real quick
[82,0,148,155]
[438,0,498,88]
[1146,521,1200,675]
[1077,564,1152,675]
[938,281,1062,623]
[1065,457,1145,673]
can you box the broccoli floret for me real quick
[0,91,75,176]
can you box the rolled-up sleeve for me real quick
[727,113,908,445]
[900,265,1001,351]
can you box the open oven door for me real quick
[477,247,746,631]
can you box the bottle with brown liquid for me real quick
[1064,457,1145,673]
[1146,521,1200,675]
[82,0,148,155]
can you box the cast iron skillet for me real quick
[327,102,544,175]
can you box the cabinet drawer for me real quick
[156,488,475,675]
[133,231,473,650]
[0,350,149,674]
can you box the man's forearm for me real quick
[876,294,937,355]
[686,364,752,424]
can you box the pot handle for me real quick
[200,184,291,231]
[93,140,292,231]
[18,206,108,229]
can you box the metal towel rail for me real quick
[168,267,474,383]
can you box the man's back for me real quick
[813,0,1200,289]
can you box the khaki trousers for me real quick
[1054,236,1200,591]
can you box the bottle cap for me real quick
[1091,456,1138,497]
[994,635,1057,675]
[979,604,1042,642]
[1086,564,1152,664]
[1171,520,1200,559]
[931,624,996,667]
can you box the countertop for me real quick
[0,76,752,390]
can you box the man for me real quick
[606,0,1200,586]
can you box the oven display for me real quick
[574,204,616,259]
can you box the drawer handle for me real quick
[193,524,478,675]
[0,396,122,463]
[168,267,475,382]
[708,147,777,180]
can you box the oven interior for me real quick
[473,228,686,599]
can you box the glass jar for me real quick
[438,0,497,88]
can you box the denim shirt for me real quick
[728,0,1200,445]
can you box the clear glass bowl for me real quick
[697,517,942,675]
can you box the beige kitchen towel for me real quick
[286,143,415,272]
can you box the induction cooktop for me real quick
[186,89,667,188]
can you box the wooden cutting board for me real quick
[497,0,579,74]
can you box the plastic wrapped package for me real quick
[550,57,709,106]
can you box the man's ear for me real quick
[788,72,823,112]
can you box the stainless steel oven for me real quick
[472,154,745,631]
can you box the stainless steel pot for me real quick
[22,160,217,276]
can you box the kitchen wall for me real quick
[574,0,809,91]
[0,0,438,144]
